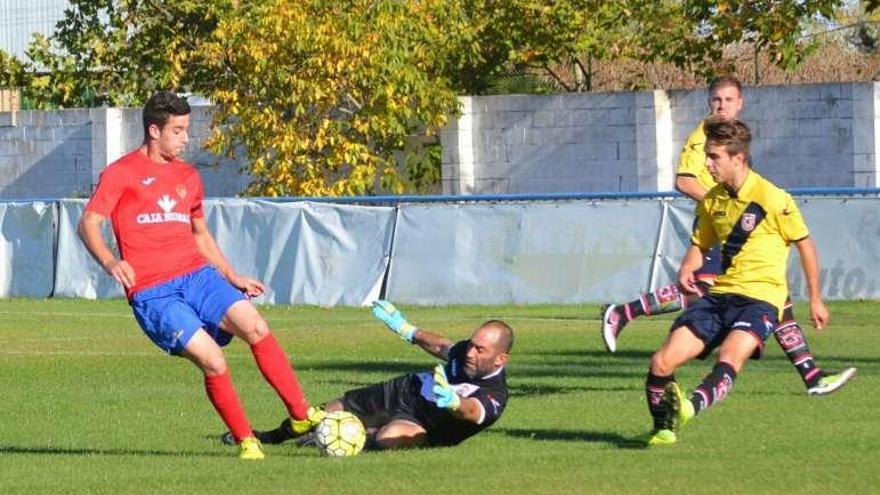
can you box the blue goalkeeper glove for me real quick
[371,300,417,343]
[432,364,461,411]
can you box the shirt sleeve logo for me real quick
[741,213,756,232]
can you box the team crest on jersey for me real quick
[176,184,187,199]
[741,213,756,231]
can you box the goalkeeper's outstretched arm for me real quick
[371,300,454,360]
[411,329,455,361]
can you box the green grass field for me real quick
[0,298,876,495]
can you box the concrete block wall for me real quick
[441,92,651,194]
[1,82,877,199]
[740,83,857,188]
[0,109,96,198]
[0,105,249,200]
[444,82,880,194]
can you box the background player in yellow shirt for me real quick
[601,76,855,396]
[644,118,831,445]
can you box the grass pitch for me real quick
[0,298,876,495]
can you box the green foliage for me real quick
[833,1,880,54]
[454,0,847,85]
[192,0,460,196]
[0,0,853,194]
[3,0,234,109]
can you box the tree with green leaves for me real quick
[1,0,871,195]
[190,0,461,195]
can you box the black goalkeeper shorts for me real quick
[341,374,427,430]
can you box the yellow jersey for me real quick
[692,171,809,315]
[677,122,716,190]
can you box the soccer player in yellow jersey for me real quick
[602,76,855,396]
[643,118,830,445]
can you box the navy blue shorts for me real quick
[694,244,722,284]
[671,293,779,359]
[130,265,246,355]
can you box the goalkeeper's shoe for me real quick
[238,436,265,460]
[662,381,694,431]
[601,304,627,353]
[642,428,677,446]
[807,367,857,396]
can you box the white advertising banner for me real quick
[203,200,394,306]
[386,200,664,304]
[26,195,880,305]
[54,200,125,299]
[0,201,55,298]
[790,197,880,300]
[54,199,394,306]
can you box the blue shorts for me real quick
[130,265,246,355]
[694,244,722,283]
[671,293,779,359]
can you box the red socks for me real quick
[250,332,310,420]
[204,371,252,443]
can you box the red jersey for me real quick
[85,149,208,297]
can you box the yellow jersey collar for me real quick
[726,169,758,199]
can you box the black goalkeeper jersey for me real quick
[411,340,509,446]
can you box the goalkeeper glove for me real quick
[432,364,461,411]
[371,300,417,343]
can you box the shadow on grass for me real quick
[0,445,236,458]
[303,360,428,375]
[518,349,654,360]
[495,428,647,449]
[812,355,880,367]
[508,383,635,397]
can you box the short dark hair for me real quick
[704,116,751,159]
[708,75,742,95]
[142,91,191,135]
[481,319,514,354]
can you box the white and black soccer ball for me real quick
[314,411,366,457]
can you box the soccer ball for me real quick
[314,411,366,457]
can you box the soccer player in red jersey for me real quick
[78,91,323,460]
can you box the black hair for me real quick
[142,91,191,136]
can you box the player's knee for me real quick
[199,355,229,376]
[650,350,676,376]
[240,317,270,344]
[374,430,426,450]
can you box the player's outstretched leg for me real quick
[602,283,698,353]
[188,332,263,460]
[773,300,857,396]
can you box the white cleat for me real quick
[807,367,857,396]
[601,304,624,353]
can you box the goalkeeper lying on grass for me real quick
[222,300,514,450]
